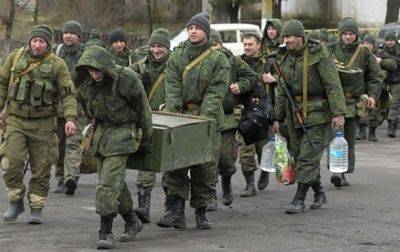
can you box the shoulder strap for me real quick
[128,54,132,67]
[55,44,63,57]
[347,44,362,67]
[8,47,25,87]
[148,72,166,102]
[138,57,146,75]
[302,48,308,118]
[182,48,213,80]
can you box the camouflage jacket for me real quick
[109,47,138,67]
[275,39,346,128]
[86,38,107,49]
[0,48,77,121]
[383,43,400,85]
[134,45,149,61]
[164,39,230,130]
[329,39,381,117]
[54,43,85,81]
[76,46,152,156]
[221,47,258,130]
[132,51,169,111]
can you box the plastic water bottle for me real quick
[260,137,276,172]
[329,131,348,173]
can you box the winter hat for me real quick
[187,14,210,37]
[109,28,127,44]
[384,29,397,41]
[90,28,102,40]
[338,17,360,37]
[363,33,377,47]
[149,28,171,49]
[210,29,222,44]
[62,20,82,38]
[319,28,329,41]
[281,19,305,37]
[243,31,261,42]
[29,24,52,46]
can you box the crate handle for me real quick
[168,128,174,143]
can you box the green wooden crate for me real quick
[127,112,216,172]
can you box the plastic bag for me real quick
[273,134,295,185]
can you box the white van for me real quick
[171,23,262,56]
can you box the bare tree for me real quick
[33,0,39,24]
[210,0,260,23]
[146,0,153,35]
[385,0,400,24]
[5,0,16,54]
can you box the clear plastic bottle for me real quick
[329,131,348,173]
[260,136,276,172]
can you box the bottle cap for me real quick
[336,131,343,137]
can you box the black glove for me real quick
[140,72,151,88]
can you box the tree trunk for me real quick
[5,0,16,54]
[226,2,240,23]
[272,0,281,19]
[385,0,400,24]
[33,0,39,24]
[146,0,153,36]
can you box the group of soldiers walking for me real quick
[0,11,399,250]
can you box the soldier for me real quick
[329,17,381,187]
[108,28,138,67]
[357,33,397,141]
[131,28,171,223]
[75,45,152,249]
[210,29,258,207]
[261,18,283,55]
[382,30,400,138]
[319,28,330,46]
[86,28,106,49]
[239,32,269,197]
[0,25,77,223]
[53,20,86,195]
[157,14,230,230]
[271,20,346,214]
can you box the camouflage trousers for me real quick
[1,115,58,208]
[388,84,400,122]
[238,133,266,173]
[96,154,133,216]
[289,122,329,185]
[162,132,220,209]
[218,129,238,178]
[55,116,88,183]
[136,170,156,189]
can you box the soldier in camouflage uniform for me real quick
[382,30,400,138]
[261,18,283,55]
[108,28,138,67]
[356,33,397,141]
[75,45,152,249]
[0,25,77,223]
[53,20,86,195]
[329,17,381,187]
[271,20,346,214]
[210,29,258,207]
[86,28,106,49]
[238,33,270,197]
[157,15,230,230]
[131,28,171,223]
[319,28,330,46]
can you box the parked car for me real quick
[171,23,262,56]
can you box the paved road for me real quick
[0,125,399,251]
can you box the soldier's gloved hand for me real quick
[65,120,76,136]
[140,72,151,87]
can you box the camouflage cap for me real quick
[62,20,82,38]
[149,28,171,49]
[338,17,359,36]
[210,29,222,44]
[281,19,305,37]
[30,24,52,46]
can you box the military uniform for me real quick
[0,25,77,222]
[274,20,346,213]
[54,21,87,194]
[329,18,381,185]
[131,28,171,223]
[261,18,283,56]
[76,45,152,248]
[108,28,138,67]
[157,14,230,230]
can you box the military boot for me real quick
[28,208,43,224]
[3,199,24,222]
[64,177,77,196]
[330,173,343,188]
[156,196,186,229]
[195,207,212,229]
[119,210,143,242]
[257,171,269,190]
[53,181,65,193]
[341,173,350,187]
[134,187,151,223]
[285,183,310,214]
[240,171,257,197]
[368,126,378,142]
[97,215,114,250]
[310,182,327,209]
[356,124,367,140]
[387,120,397,138]
[221,176,233,206]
